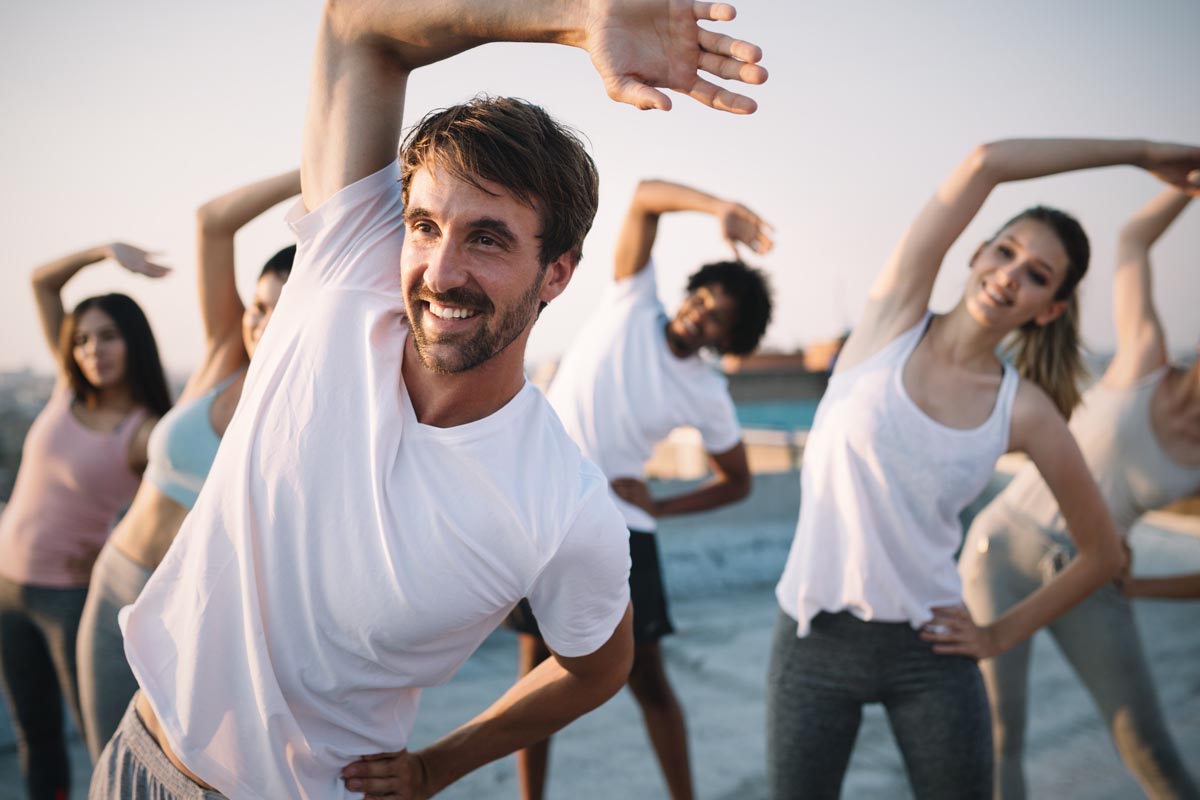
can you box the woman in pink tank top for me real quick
[0,243,170,799]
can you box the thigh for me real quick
[1048,584,1200,796]
[79,548,150,760]
[0,577,65,737]
[26,583,88,728]
[884,644,992,800]
[767,610,866,800]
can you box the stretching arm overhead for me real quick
[1104,188,1193,387]
[31,243,170,362]
[194,169,302,359]
[614,179,774,281]
[301,0,768,211]
[838,139,1200,374]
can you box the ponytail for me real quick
[1003,294,1086,418]
[992,206,1091,419]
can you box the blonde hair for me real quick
[1003,294,1087,418]
[993,206,1090,419]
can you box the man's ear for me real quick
[538,250,579,305]
[1033,299,1067,327]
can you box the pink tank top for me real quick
[0,386,149,588]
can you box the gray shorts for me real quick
[89,697,226,799]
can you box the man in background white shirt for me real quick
[510,179,774,800]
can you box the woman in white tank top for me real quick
[768,138,1200,800]
[961,188,1200,799]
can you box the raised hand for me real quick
[106,242,171,278]
[920,605,1001,661]
[718,201,774,259]
[581,0,767,114]
[1140,142,1200,195]
[342,750,429,800]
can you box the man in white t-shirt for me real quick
[89,3,768,799]
[509,180,774,800]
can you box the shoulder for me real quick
[1009,379,1068,453]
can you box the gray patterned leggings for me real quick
[961,502,1200,800]
[78,542,153,761]
[767,608,992,799]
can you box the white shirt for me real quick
[546,263,742,531]
[775,313,1018,635]
[121,163,631,800]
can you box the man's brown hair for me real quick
[399,96,600,269]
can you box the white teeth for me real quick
[428,302,478,320]
[983,283,1009,306]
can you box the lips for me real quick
[980,280,1012,307]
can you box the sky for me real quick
[2,0,1198,379]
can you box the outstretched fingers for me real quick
[606,75,673,111]
[693,2,737,23]
[698,29,763,67]
[686,75,757,115]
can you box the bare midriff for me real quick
[109,481,190,570]
[135,693,217,791]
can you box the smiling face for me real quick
[964,217,1072,333]
[242,272,287,358]
[401,165,573,374]
[71,307,128,389]
[666,283,739,357]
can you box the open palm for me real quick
[108,242,171,278]
[582,0,767,114]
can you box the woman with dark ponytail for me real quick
[75,169,301,762]
[962,187,1200,799]
[769,138,1200,799]
[0,244,170,799]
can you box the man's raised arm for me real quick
[301,0,768,210]
[614,178,774,280]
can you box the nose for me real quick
[996,262,1021,288]
[421,241,469,295]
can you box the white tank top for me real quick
[776,313,1019,635]
[996,367,1200,538]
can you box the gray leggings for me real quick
[0,573,87,800]
[961,503,1200,800]
[767,608,992,800]
[78,542,154,761]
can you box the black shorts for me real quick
[506,529,674,645]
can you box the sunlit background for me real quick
[2,0,1198,380]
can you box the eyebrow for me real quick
[1000,235,1056,276]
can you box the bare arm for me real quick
[613,179,773,281]
[612,441,751,517]
[340,606,634,798]
[194,170,302,356]
[1122,573,1200,600]
[838,138,1200,374]
[31,243,170,360]
[302,0,767,210]
[926,383,1126,658]
[1103,189,1193,387]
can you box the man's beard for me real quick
[405,274,543,374]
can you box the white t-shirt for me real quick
[546,263,742,531]
[775,313,1018,635]
[120,163,631,800]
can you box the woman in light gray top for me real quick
[961,187,1200,799]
